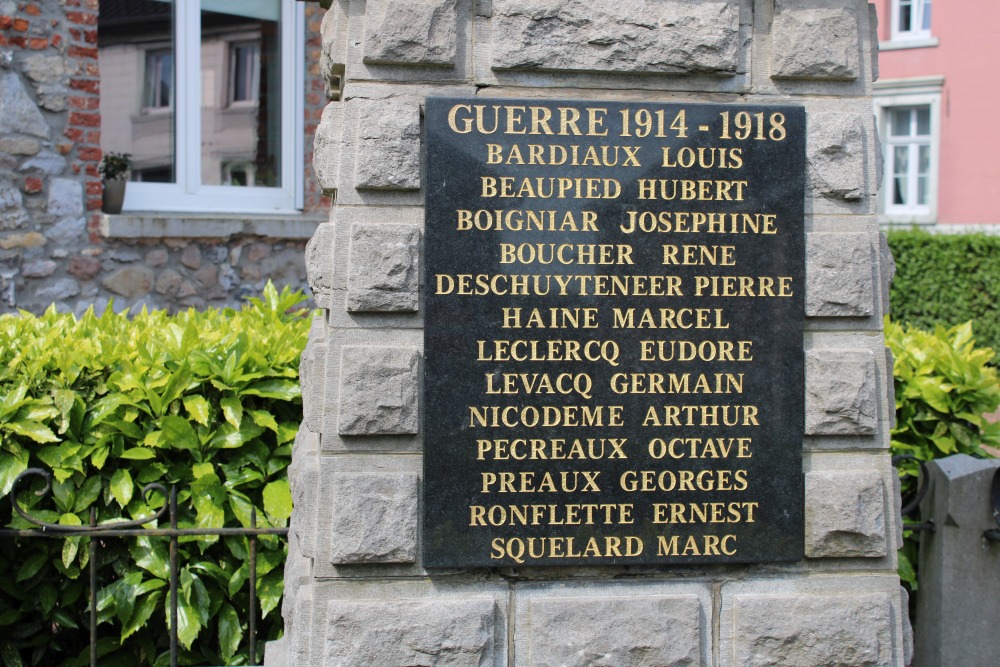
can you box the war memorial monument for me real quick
[276,1,908,664]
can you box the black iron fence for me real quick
[893,455,934,533]
[0,468,287,667]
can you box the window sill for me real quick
[880,37,939,51]
[878,214,936,228]
[100,211,323,240]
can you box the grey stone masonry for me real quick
[337,345,420,435]
[352,99,422,191]
[329,472,419,563]
[324,598,498,666]
[805,470,887,558]
[346,223,420,312]
[806,232,874,317]
[282,0,907,665]
[807,112,867,201]
[491,0,741,75]
[520,595,702,667]
[724,593,895,666]
[771,0,861,81]
[805,349,878,435]
[304,223,337,310]
[363,0,458,67]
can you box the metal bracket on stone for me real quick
[892,454,935,533]
[983,467,1000,543]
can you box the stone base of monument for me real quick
[279,1,911,665]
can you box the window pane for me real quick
[99,0,176,184]
[891,109,911,137]
[893,146,909,206]
[916,107,931,135]
[899,0,913,32]
[917,144,930,205]
[922,0,932,31]
[201,0,281,188]
[143,50,173,109]
[231,43,260,103]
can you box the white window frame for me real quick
[123,0,304,214]
[873,76,943,226]
[882,0,938,50]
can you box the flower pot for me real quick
[101,179,126,214]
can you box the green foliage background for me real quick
[886,229,1000,354]
[0,284,311,667]
[886,318,1000,589]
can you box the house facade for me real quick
[874,0,1000,230]
[0,0,330,315]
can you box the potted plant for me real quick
[99,151,132,214]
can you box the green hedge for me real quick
[0,284,311,667]
[886,229,1000,354]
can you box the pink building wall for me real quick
[876,1,1000,225]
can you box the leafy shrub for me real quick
[887,317,1000,588]
[886,229,1000,355]
[0,284,311,667]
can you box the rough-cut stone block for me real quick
[47,178,84,218]
[879,232,895,316]
[491,0,740,75]
[807,112,866,201]
[0,70,50,138]
[353,99,421,191]
[288,443,320,559]
[262,637,287,667]
[524,595,701,666]
[0,181,27,229]
[101,266,154,299]
[289,590,314,664]
[338,346,420,435]
[22,54,68,84]
[806,233,873,317]
[329,472,418,563]
[729,594,893,666]
[347,223,420,312]
[325,598,496,665]
[805,470,886,558]
[884,347,896,430]
[805,349,877,435]
[900,586,913,667]
[299,317,327,435]
[771,0,859,81]
[313,103,342,196]
[363,0,457,67]
[305,223,336,309]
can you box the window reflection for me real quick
[200,1,281,187]
[99,0,176,184]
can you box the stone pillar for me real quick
[278,1,909,665]
[915,455,1000,667]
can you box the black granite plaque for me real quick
[423,98,805,567]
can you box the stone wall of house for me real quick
[0,1,328,315]
[276,0,912,665]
